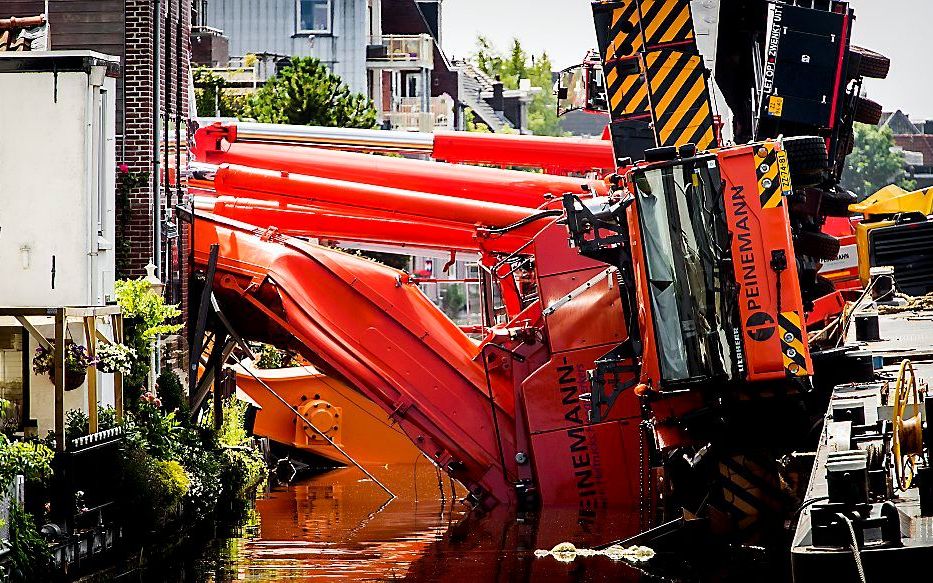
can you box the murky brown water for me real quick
[132,463,781,583]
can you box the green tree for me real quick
[472,37,565,136]
[243,57,377,128]
[842,123,916,200]
[192,67,247,118]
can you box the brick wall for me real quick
[119,0,191,284]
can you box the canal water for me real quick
[132,463,783,582]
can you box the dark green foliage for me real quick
[157,369,189,418]
[358,250,411,271]
[243,57,377,128]
[121,446,188,532]
[442,284,467,316]
[6,504,52,583]
[255,344,285,369]
[472,37,565,136]
[0,436,53,489]
[193,67,248,118]
[180,444,222,522]
[119,396,265,533]
[124,400,184,460]
[64,406,119,442]
[842,123,916,199]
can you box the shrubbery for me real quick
[114,278,182,396]
[116,394,266,534]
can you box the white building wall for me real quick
[0,53,118,308]
[207,0,369,95]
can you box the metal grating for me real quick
[868,220,933,297]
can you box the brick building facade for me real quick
[1,0,192,288]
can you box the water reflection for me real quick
[225,464,465,581]
[173,464,781,583]
[193,463,659,582]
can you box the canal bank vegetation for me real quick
[0,278,268,581]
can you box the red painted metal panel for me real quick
[529,418,644,511]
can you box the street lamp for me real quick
[144,262,165,296]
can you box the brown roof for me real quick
[0,14,47,52]
[893,134,933,166]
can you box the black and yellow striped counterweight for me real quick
[592,0,718,157]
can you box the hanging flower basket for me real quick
[33,343,91,392]
[63,369,87,392]
[96,342,136,375]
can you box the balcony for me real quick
[366,34,434,70]
[384,96,453,132]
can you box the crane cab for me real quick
[623,142,813,391]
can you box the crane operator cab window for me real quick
[632,156,740,386]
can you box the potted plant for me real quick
[95,342,136,375]
[32,342,91,391]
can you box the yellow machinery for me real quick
[850,185,933,295]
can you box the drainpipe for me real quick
[152,0,163,378]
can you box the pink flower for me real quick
[118,163,130,174]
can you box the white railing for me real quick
[385,95,453,131]
[368,34,434,67]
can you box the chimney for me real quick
[492,76,504,112]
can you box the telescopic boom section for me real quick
[192,124,609,209]
[212,164,538,227]
[431,130,617,175]
[195,196,533,254]
[193,212,519,507]
[194,121,617,177]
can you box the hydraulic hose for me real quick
[481,209,563,236]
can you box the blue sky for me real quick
[442,0,931,118]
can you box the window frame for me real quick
[296,0,333,35]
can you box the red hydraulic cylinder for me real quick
[193,124,608,208]
[432,130,616,176]
[212,165,539,228]
[196,196,533,253]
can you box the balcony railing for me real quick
[384,95,453,132]
[367,34,434,68]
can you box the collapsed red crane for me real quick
[192,201,643,511]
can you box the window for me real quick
[0,328,27,431]
[634,158,736,384]
[297,0,331,34]
[96,88,108,235]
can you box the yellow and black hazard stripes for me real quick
[594,0,643,62]
[604,60,649,118]
[638,0,695,48]
[755,144,783,209]
[778,311,808,377]
[754,143,794,208]
[714,453,791,539]
[643,50,716,149]
[592,0,716,157]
